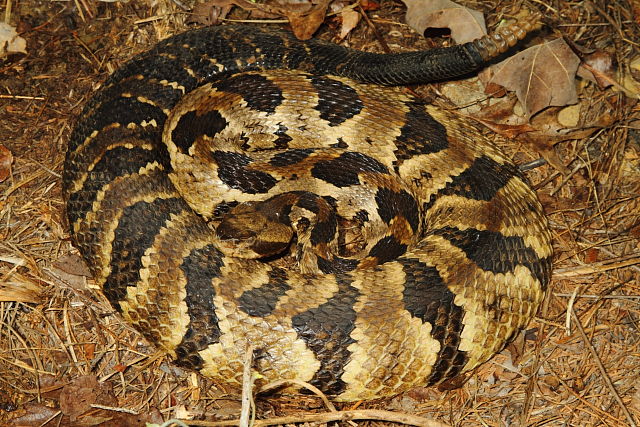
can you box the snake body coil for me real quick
[64,20,552,401]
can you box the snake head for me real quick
[216,200,294,259]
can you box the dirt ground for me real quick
[1,0,639,425]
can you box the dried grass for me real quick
[1,0,639,425]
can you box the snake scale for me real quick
[63,16,552,401]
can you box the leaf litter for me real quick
[402,0,486,43]
[1,0,639,426]
[487,38,581,118]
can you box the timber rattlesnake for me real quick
[63,16,552,401]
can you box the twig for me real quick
[358,4,392,53]
[181,409,450,427]
[239,346,255,427]
[553,293,639,300]
[571,307,637,427]
[4,0,11,23]
[259,379,337,412]
[553,253,640,277]
[259,378,358,427]
[577,235,640,275]
[89,404,139,414]
[0,95,46,100]
[519,158,547,171]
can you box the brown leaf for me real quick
[84,343,96,360]
[520,134,569,174]
[402,0,486,43]
[505,330,526,365]
[188,0,335,39]
[53,253,92,277]
[359,0,380,11]
[8,403,59,426]
[472,99,611,174]
[473,119,536,139]
[0,22,27,58]
[585,248,599,263]
[286,0,332,40]
[59,375,117,422]
[577,50,615,89]
[188,0,235,26]
[474,95,519,122]
[0,144,13,182]
[437,371,472,390]
[113,363,127,373]
[338,8,360,40]
[50,253,92,291]
[488,38,580,118]
[188,0,275,25]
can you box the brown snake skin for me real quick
[63,16,552,401]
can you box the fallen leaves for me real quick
[402,0,486,43]
[337,7,360,40]
[6,403,59,426]
[0,22,26,58]
[189,0,238,26]
[188,0,356,40]
[400,3,588,170]
[487,38,580,118]
[577,50,615,89]
[286,0,332,40]
[59,375,118,423]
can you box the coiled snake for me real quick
[63,16,552,401]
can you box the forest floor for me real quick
[1,0,639,425]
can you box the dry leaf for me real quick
[187,0,278,26]
[437,371,472,390]
[188,0,236,25]
[286,0,332,40]
[557,104,581,128]
[0,22,27,58]
[487,38,580,118]
[473,95,519,122]
[505,330,526,365]
[359,0,380,11]
[188,0,337,40]
[577,50,615,89]
[338,8,360,39]
[7,403,59,426]
[472,97,610,174]
[59,375,117,422]
[473,118,536,139]
[402,0,486,43]
[53,253,92,277]
[585,247,599,263]
[83,343,96,360]
[0,144,12,182]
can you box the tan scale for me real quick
[79,167,175,289]
[198,263,343,386]
[341,263,441,400]
[120,209,212,356]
